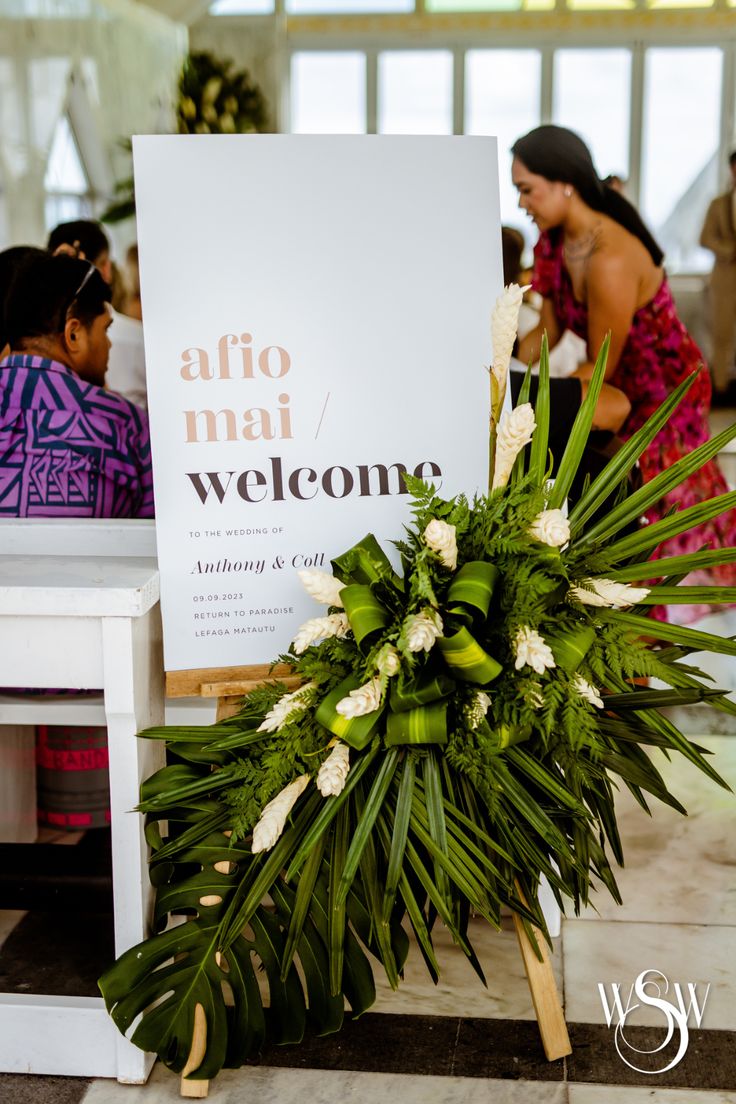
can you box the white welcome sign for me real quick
[133,135,502,671]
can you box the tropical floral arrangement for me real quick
[99,289,736,1083]
[101,52,269,224]
[177,51,269,137]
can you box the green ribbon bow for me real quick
[315,538,504,749]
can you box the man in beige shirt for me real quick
[700,151,736,399]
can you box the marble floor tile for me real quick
[569,1086,736,1103]
[83,1064,569,1104]
[563,919,735,1029]
[572,736,736,926]
[371,918,563,1020]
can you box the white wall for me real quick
[0,0,187,250]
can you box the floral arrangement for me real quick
[99,289,736,1083]
[177,51,269,136]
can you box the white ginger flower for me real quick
[377,646,401,677]
[292,613,350,655]
[466,690,492,730]
[492,403,536,491]
[491,283,527,415]
[574,675,604,709]
[528,509,570,549]
[336,676,383,719]
[316,742,351,796]
[423,519,458,571]
[405,609,444,653]
[297,568,345,608]
[514,626,556,675]
[257,682,316,733]
[251,775,310,853]
[570,578,650,609]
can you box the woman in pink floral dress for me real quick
[512,125,736,622]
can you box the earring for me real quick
[564,186,573,198]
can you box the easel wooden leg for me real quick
[180,695,242,1099]
[513,912,571,1061]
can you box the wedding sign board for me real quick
[133,135,502,671]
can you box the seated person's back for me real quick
[0,250,153,518]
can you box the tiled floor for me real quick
[1,631,735,1101]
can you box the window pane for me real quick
[291,52,366,133]
[44,115,88,193]
[567,0,633,8]
[428,0,550,10]
[642,48,722,273]
[553,50,631,181]
[209,0,274,13]
[466,49,541,246]
[287,0,413,11]
[648,0,712,7]
[378,51,453,135]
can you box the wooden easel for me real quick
[165,664,571,1099]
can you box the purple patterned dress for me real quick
[0,353,154,828]
[0,353,153,517]
[533,231,736,623]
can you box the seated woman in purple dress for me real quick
[0,250,154,829]
[511,125,736,623]
[0,249,152,518]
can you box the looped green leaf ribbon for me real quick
[332,534,396,586]
[548,625,596,673]
[317,541,503,748]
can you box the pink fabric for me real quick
[533,231,736,623]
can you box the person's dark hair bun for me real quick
[511,124,664,267]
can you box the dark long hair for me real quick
[511,125,664,267]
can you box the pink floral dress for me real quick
[533,231,736,623]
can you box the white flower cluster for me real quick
[257,682,316,734]
[573,675,604,709]
[492,403,536,491]
[423,519,458,571]
[336,677,382,719]
[570,578,650,609]
[514,626,556,675]
[251,774,310,853]
[297,568,345,607]
[316,742,351,797]
[528,509,570,549]
[292,613,350,655]
[466,690,492,730]
[377,645,401,677]
[491,283,527,415]
[405,609,443,653]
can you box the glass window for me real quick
[44,114,88,194]
[287,0,413,11]
[465,49,541,247]
[567,0,633,8]
[648,0,713,7]
[291,52,366,133]
[209,0,274,13]
[642,47,723,273]
[553,50,631,181]
[44,114,92,232]
[428,0,522,10]
[378,51,453,135]
[428,0,553,8]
